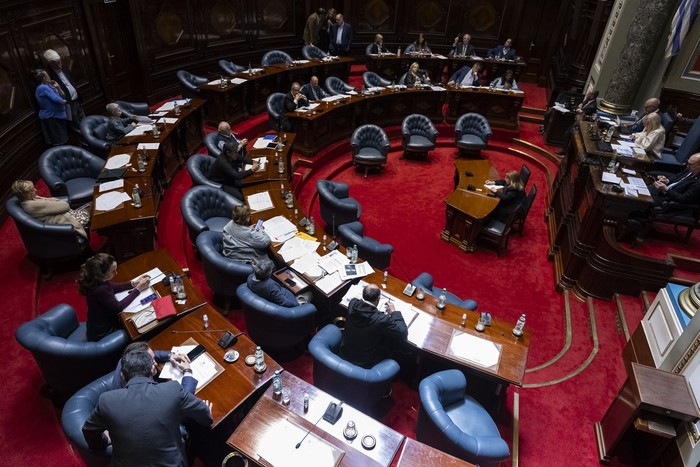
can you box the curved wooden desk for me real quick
[446,56,527,83]
[445,85,525,130]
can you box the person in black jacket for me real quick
[486,170,526,223]
[340,284,408,369]
[208,140,259,202]
[43,49,85,134]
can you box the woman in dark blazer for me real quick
[404,62,431,85]
[486,170,526,223]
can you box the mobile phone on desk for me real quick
[140,293,158,305]
[187,344,207,362]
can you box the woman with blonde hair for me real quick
[404,62,431,85]
[485,170,526,222]
[631,113,666,157]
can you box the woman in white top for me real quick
[632,112,666,157]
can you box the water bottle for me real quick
[131,185,142,208]
[383,271,388,284]
[513,314,526,336]
[323,234,327,251]
[278,160,284,174]
[272,369,283,396]
[137,156,146,172]
[203,314,209,330]
[303,393,309,412]
[174,101,180,116]
[397,46,401,56]
[437,288,447,309]
[280,183,286,198]
[248,62,252,74]
[346,245,353,260]
[254,346,265,372]
[220,75,226,89]
[461,313,467,326]
[176,280,187,300]
[308,216,315,235]
[170,274,179,294]
[351,244,358,264]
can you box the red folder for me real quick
[153,295,177,319]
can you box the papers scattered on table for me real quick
[293,60,310,65]
[278,236,320,262]
[99,179,125,193]
[347,90,358,95]
[292,252,324,278]
[149,111,168,118]
[105,153,131,169]
[207,79,226,85]
[430,85,447,92]
[624,186,639,197]
[257,418,345,467]
[622,168,636,175]
[127,124,153,136]
[315,271,343,294]
[447,330,502,370]
[245,68,264,75]
[263,215,298,243]
[484,183,503,192]
[140,267,165,286]
[137,142,160,151]
[601,172,621,184]
[317,249,350,275]
[366,86,384,92]
[95,191,132,211]
[160,344,222,392]
[244,157,267,173]
[370,53,396,57]
[247,190,274,212]
[116,286,156,313]
[339,261,374,280]
[157,117,178,125]
[253,136,277,149]
[156,99,189,112]
[612,144,634,157]
[322,95,346,102]
[626,176,650,196]
[340,281,418,323]
[617,140,636,148]
[432,54,448,59]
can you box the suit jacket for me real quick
[208,153,254,193]
[303,12,322,44]
[488,45,516,60]
[213,132,246,156]
[82,376,212,467]
[492,185,526,223]
[111,351,198,394]
[369,43,390,54]
[46,66,79,104]
[329,22,353,54]
[283,92,309,113]
[652,171,700,206]
[300,83,327,101]
[450,66,480,86]
[106,116,135,142]
[451,42,475,57]
[405,70,430,85]
[247,274,298,307]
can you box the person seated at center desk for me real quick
[485,170,526,223]
[209,140,259,202]
[448,62,482,87]
[405,62,431,85]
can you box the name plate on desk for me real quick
[447,330,501,371]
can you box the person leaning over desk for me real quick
[104,102,138,143]
[222,205,271,263]
[485,170,526,223]
[111,342,197,394]
[448,62,482,87]
[208,140,259,203]
[78,253,151,342]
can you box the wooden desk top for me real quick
[577,119,652,168]
[364,270,530,387]
[227,372,404,467]
[396,437,475,467]
[114,249,207,340]
[150,305,281,427]
[116,98,205,147]
[244,134,296,186]
[445,160,500,219]
[90,177,156,231]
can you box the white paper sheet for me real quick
[156,99,189,112]
[448,330,502,369]
[262,216,298,243]
[95,191,132,211]
[105,153,131,169]
[244,157,267,172]
[314,271,343,294]
[253,137,277,149]
[99,179,125,193]
[291,252,324,277]
[149,111,168,117]
[339,261,374,280]
[127,124,153,136]
[601,172,621,184]
[137,143,160,150]
[231,77,247,84]
[317,250,350,275]
[116,286,156,313]
[278,236,320,262]
[257,419,344,467]
[160,346,220,390]
[157,117,178,124]
[247,191,274,212]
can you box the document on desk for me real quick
[128,124,153,136]
[95,191,132,211]
[157,117,178,125]
[149,111,168,118]
[131,308,156,330]
[315,271,343,294]
[99,179,125,193]
[291,251,324,278]
[156,99,189,112]
[317,250,349,275]
[278,236,319,262]
[244,157,267,172]
[160,343,224,393]
[339,261,374,280]
[554,102,570,113]
[447,330,501,371]
[601,172,622,184]
[137,143,160,151]
[231,77,247,85]
[116,286,156,313]
[253,136,277,149]
[612,144,634,157]
[105,153,132,169]
[257,418,344,467]
[263,215,298,243]
[322,95,346,103]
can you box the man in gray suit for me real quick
[82,349,213,466]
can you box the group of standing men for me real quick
[303,8,353,56]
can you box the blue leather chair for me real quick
[266,92,286,132]
[237,283,317,354]
[325,76,354,95]
[6,196,89,272]
[337,221,393,270]
[180,185,241,245]
[316,180,362,233]
[398,72,407,85]
[302,45,327,60]
[261,50,293,67]
[80,115,111,158]
[365,43,375,56]
[363,71,391,89]
[455,113,492,157]
[417,370,510,466]
[186,153,221,189]
[115,100,149,116]
[402,114,438,159]
[351,124,390,178]
[15,304,128,401]
[218,59,245,75]
[38,145,104,208]
[309,324,400,413]
[197,231,254,310]
[176,70,207,99]
[652,117,700,173]
[61,371,115,466]
[204,131,222,157]
[412,272,478,310]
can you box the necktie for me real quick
[312,87,318,100]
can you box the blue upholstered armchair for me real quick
[6,196,89,271]
[417,370,510,466]
[180,185,241,245]
[236,283,317,353]
[204,131,222,157]
[651,117,700,173]
[61,371,115,467]
[115,100,149,116]
[309,324,400,413]
[266,92,286,132]
[302,45,328,60]
[337,221,393,270]
[186,153,221,189]
[351,124,390,178]
[455,113,492,157]
[412,272,477,310]
[261,50,293,67]
[325,76,354,96]
[316,180,362,233]
[196,231,254,310]
[362,71,391,89]
[402,114,439,159]
[15,304,128,401]
[80,115,111,158]
[38,145,104,208]
[176,70,207,99]
[398,72,408,85]
[218,59,245,75]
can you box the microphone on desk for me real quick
[392,254,416,296]
[295,410,326,449]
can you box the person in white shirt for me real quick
[447,63,482,87]
[632,113,666,158]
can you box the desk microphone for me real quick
[171,329,235,334]
[295,410,326,449]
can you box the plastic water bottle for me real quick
[308,217,315,235]
[203,314,209,330]
[346,246,353,260]
[272,369,283,396]
[397,46,401,56]
[351,244,358,263]
[323,234,327,251]
[513,314,526,336]
[278,160,284,174]
[437,288,447,309]
[137,156,146,172]
[280,183,286,198]
[170,275,179,294]
[303,393,309,412]
[254,346,265,372]
[131,185,142,208]
[248,62,252,74]
[173,101,180,116]
[176,279,187,301]
[383,271,388,284]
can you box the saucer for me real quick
[244,355,256,366]
[224,350,239,363]
[361,435,376,450]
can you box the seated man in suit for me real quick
[450,33,476,57]
[555,90,599,155]
[82,348,212,466]
[369,33,390,54]
[213,121,247,155]
[329,13,353,56]
[284,82,309,113]
[300,76,327,101]
[620,97,661,134]
[247,259,298,307]
[488,38,516,60]
[447,62,482,87]
[340,284,408,369]
[104,102,138,143]
[111,342,197,393]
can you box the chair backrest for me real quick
[519,164,531,186]
[266,92,286,131]
[196,231,254,299]
[115,100,149,116]
[218,59,244,75]
[325,76,353,95]
[398,72,407,85]
[675,117,700,164]
[337,221,393,270]
[411,272,478,310]
[38,145,105,197]
[365,43,374,56]
[402,114,438,140]
[362,71,390,89]
[351,124,390,153]
[455,112,492,141]
[176,70,207,99]
[316,179,361,228]
[80,115,111,157]
[186,153,221,189]
[204,131,222,157]
[180,185,241,243]
[302,45,327,60]
[261,50,293,66]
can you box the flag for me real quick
[665,0,700,58]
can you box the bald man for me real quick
[214,121,247,156]
[621,97,661,134]
[300,76,327,101]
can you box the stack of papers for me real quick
[95,191,132,211]
[157,117,178,125]
[601,172,621,184]
[339,262,374,280]
[314,271,343,294]
[247,191,273,212]
[291,252,324,278]
[246,68,264,74]
[317,250,349,275]
[137,142,160,151]
[127,124,153,136]
[244,157,267,172]
[155,99,189,112]
[105,154,131,169]
[322,95,347,102]
[99,179,125,193]
[253,135,278,149]
[278,236,320,262]
[263,215,297,243]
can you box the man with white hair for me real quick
[43,49,84,132]
[214,121,247,155]
[105,102,137,142]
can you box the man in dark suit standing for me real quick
[82,349,212,466]
[329,13,353,56]
[300,76,327,101]
[43,49,84,134]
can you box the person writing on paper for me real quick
[78,253,151,341]
[111,342,197,394]
[340,284,408,369]
[247,259,299,307]
[82,348,212,466]
[222,205,271,263]
[405,32,431,55]
[631,113,665,158]
[405,62,431,85]
[490,69,519,90]
[448,62,482,87]
[450,33,475,57]
[485,170,526,223]
[208,140,259,202]
[11,180,89,238]
[214,121,248,156]
[301,76,327,101]
[105,102,138,143]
